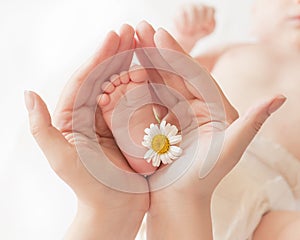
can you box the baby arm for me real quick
[173,3,239,71]
[173,3,215,53]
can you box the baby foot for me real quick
[99,65,159,175]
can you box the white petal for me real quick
[156,125,162,135]
[165,154,173,164]
[150,124,160,135]
[168,135,182,145]
[167,157,173,164]
[168,125,178,137]
[144,128,150,134]
[144,149,155,159]
[160,120,166,128]
[169,146,183,157]
[160,153,169,165]
[156,155,161,167]
[160,121,166,135]
[142,141,151,148]
[153,154,161,167]
[160,153,167,164]
[143,135,151,141]
[167,151,177,160]
[164,124,172,136]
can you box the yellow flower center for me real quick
[151,134,170,154]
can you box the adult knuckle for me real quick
[243,108,266,133]
[30,124,43,138]
[252,119,264,133]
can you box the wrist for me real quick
[64,200,147,240]
[150,190,211,217]
[147,191,212,240]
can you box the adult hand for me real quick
[25,24,148,240]
[135,21,286,239]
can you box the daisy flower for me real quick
[142,120,183,167]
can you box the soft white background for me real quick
[0,0,253,239]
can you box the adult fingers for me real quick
[135,21,178,119]
[135,21,169,79]
[224,94,286,161]
[54,25,135,133]
[24,91,76,175]
[55,31,121,114]
[85,24,136,109]
[136,20,156,48]
[153,28,238,123]
[200,94,286,179]
[117,24,135,69]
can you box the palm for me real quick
[145,69,238,196]
[134,22,238,193]
[135,21,285,202]
[50,25,148,209]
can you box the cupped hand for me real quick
[135,21,286,239]
[25,24,149,238]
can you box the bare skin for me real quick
[25,24,149,240]
[174,0,300,239]
[24,20,287,239]
[213,43,300,240]
[99,65,158,175]
[135,21,286,240]
[213,43,300,161]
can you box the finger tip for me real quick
[24,90,35,111]
[136,20,154,33]
[105,30,120,44]
[136,20,146,31]
[153,29,165,45]
[103,31,120,47]
[120,23,134,35]
[107,30,118,38]
[97,31,120,55]
[137,20,149,27]
[267,94,287,114]
[155,27,169,38]
[157,27,166,32]
[276,94,287,101]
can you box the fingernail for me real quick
[24,90,35,111]
[138,20,148,26]
[157,27,165,31]
[267,95,286,114]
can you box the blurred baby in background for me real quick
[173,0,300,239]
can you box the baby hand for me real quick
[174,3,216,52]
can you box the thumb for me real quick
[199,94,286,179]
[223,94,286,165]
[24,91,74,173]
